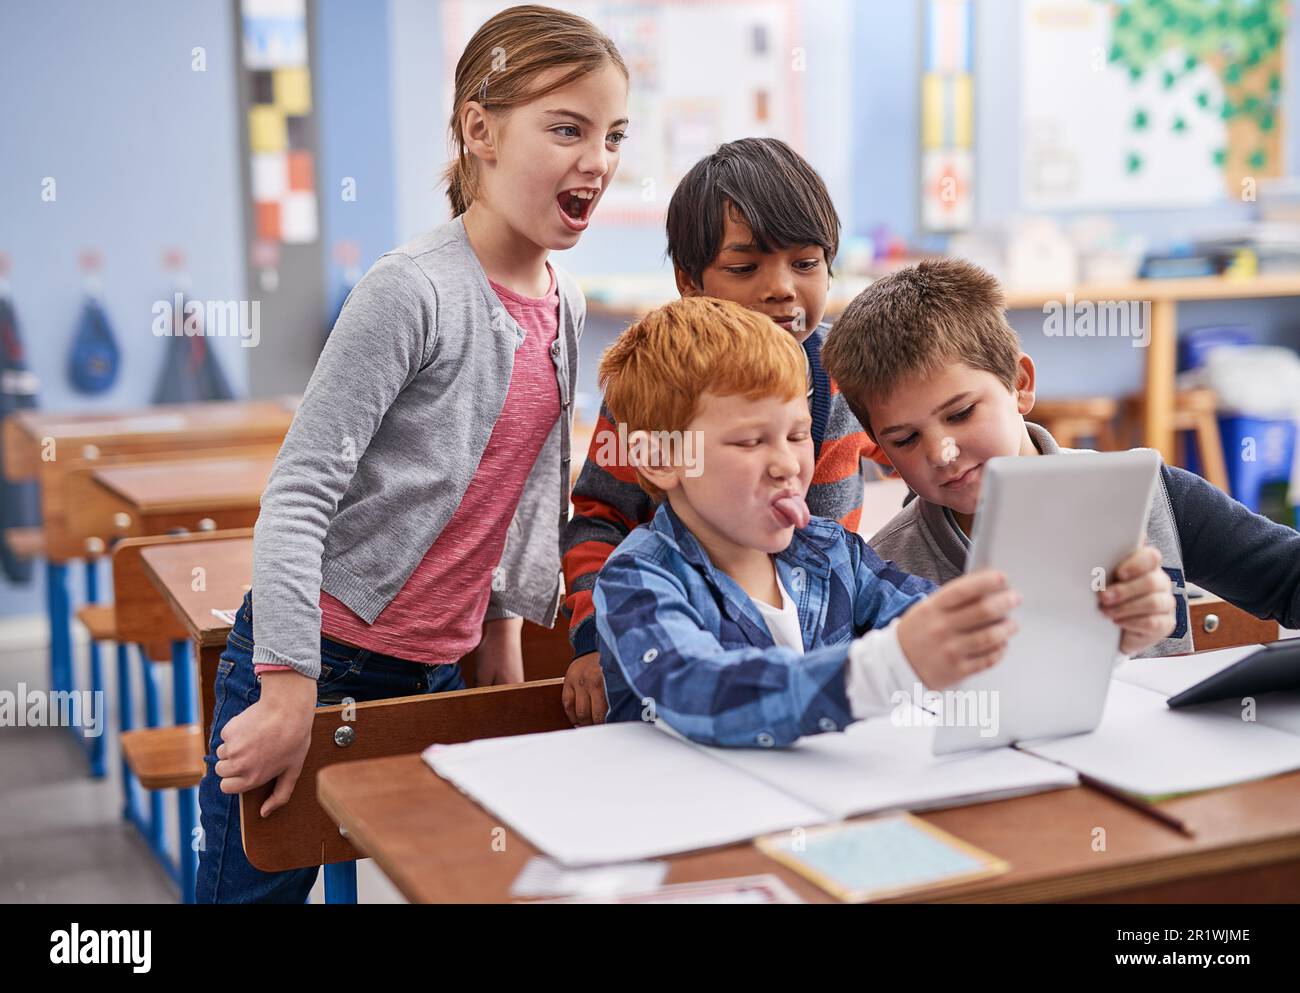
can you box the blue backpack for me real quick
[67,296,121,394]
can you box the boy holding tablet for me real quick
[822,258,1300,655]
[590,296,1166,747]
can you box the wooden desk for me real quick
[109,532,254,903]
[66,454,275,559]
[2,398,295,484]
[125,533,574,737]
[5,404,283,762]
[47,446,276,561]
[2,395,291,566]
[318,711,1300,904]
[137,536,254,745]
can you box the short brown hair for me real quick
[443,5,627,216]
[599,297,806,499]
[822,258,1022,437]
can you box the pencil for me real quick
[1076,772,1196,839]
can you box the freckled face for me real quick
[669,391,815,558]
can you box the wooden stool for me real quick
[75,603,171,662]
[1121,387,1229,492]
[1030,397,1119,450]
[121,725,204,790]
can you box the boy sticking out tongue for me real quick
[591,297,1023,747]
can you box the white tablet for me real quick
[931,450,1161,754]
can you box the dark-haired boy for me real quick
[562,138,889,724]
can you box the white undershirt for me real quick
[753,564,921,720]
[753,567,804,652]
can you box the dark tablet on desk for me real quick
[1167,640,1300,708]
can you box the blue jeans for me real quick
[196,590,465,904]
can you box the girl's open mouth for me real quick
[557,188,598,231]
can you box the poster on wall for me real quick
[441,0,805,224]
[241,0,319,244]
[1022,0,1285,209]
[921,0,975,232]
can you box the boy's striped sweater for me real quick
[561,324,892,656]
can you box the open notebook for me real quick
[423,645,1300,866]
[421,706,1077,868]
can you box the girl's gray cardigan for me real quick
[251,216,584,678]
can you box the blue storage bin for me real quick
[1188,415,1297,513]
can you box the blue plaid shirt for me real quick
[594,502,935,747]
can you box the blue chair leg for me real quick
[83,559,106,778]
[116,642,147,830]
[171,639,198,904]
[139,645,167,859]
[324,861,358,904]
[46,561,72,696]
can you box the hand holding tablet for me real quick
[931,450,1161,754]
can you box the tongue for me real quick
[772,494,810,529]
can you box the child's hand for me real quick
[562,652,608,726]
[215,669,317,817]
[896,570,1021,690]
[476,616,525,686]
[1100,545,1176,656]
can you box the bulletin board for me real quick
[240,0,320,244]
[441,0,806,224]
[1022,0,1286,209]
[921,0,975,232]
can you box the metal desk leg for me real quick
[172,639,198,904]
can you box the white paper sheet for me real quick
[696,709,1077,821]
[1193,692,1300,738]
[1021,680,1300,796]
[423,713,1078,867]
[423,722,824,868]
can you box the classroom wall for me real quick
[0,0,249,617]
[387,0,1300,402]
[317,0,399,311]
[389,0,446,248]
[850,0,1300,247]
[854,1,1300,400]
[0,0,250,410]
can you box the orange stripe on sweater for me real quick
[826,377,893,470]
[561,539,619,629]
[812,432,867,485]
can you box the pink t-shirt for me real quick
[256,265,560,673]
